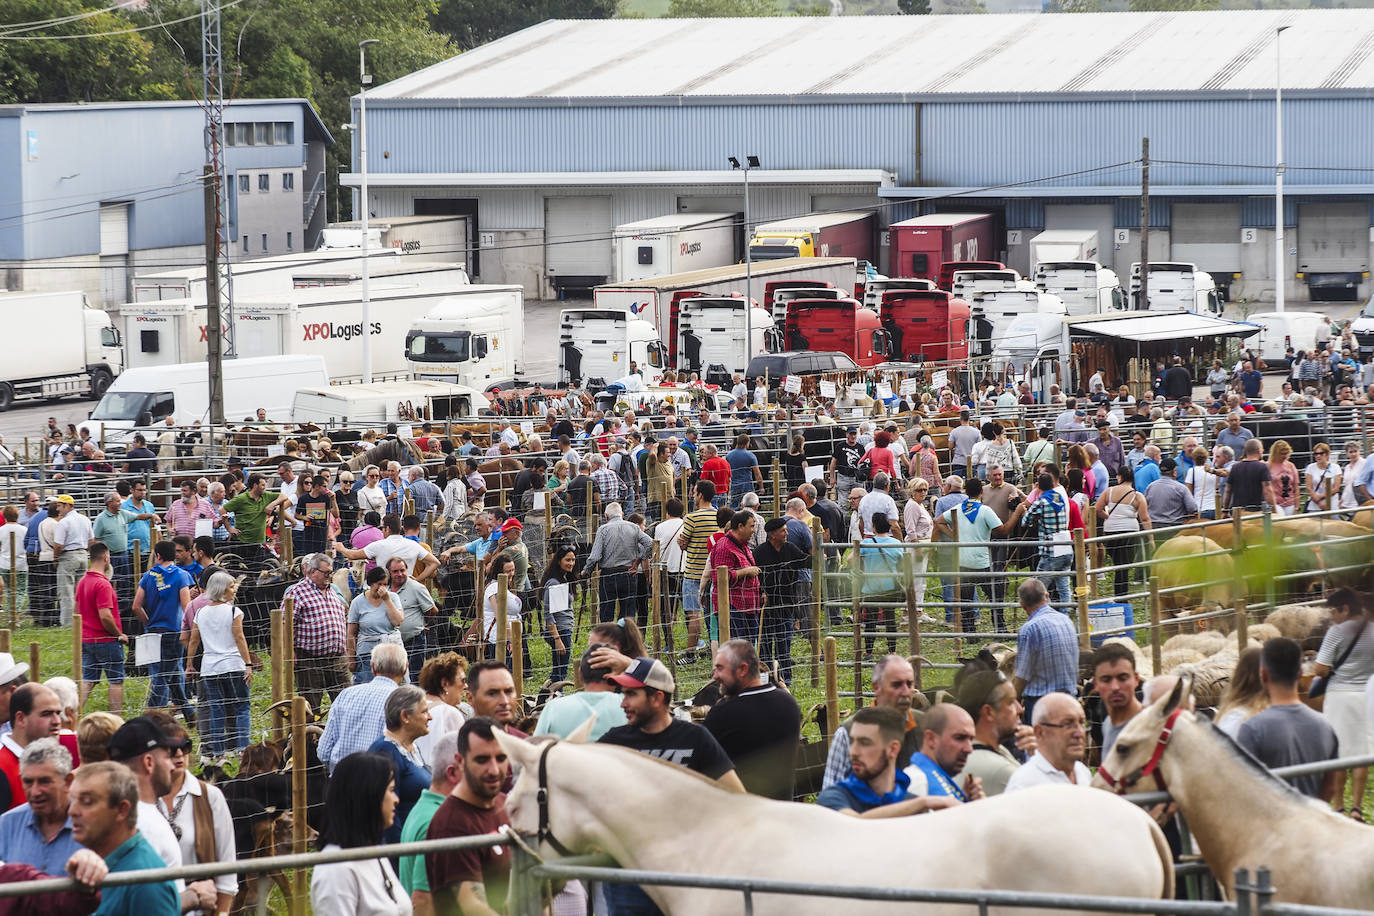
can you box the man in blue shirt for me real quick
[725,434,762,509]
[132,542,193,721]
[1133,445,1162,494]
[69,760,179,916]
[816,706,959,818]
[0,738,80,875]
[1012,577,1079,725]
[121,481,156,559]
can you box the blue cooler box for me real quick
[1087,601,1134,647]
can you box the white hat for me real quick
[0,653,29,686]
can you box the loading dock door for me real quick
[1298,202,1369,302]
[1172,203,1241,274]
[545,196,613,293]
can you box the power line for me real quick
[0,1,242,41]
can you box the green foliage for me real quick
[667,0,786,15]
[898,0,932,12]
[431,0,619,51]
[1128,0,1220,9]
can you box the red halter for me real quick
[1098,707,1183,795]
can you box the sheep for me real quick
[1264,603,1331,642]
[1245,622,1282,644]
[1172,646,1242,707]
[1163,630,1228,655]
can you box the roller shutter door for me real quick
[678,196,743,213]
[545,196,612,283]
[1172,203,1241,273]
[1298,203,1368,273]
[1044,204,1114,263]
[99,203,129,255]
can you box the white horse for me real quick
[495,724,1173,916]
[1093,677,1374,907]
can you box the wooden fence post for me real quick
[714,566,730,650]
[823,635,838,744]
[496,573,509,668]
[1148,576,1163,676]
[849,537,862,704]
[1073,529,1091,650]
[290,695,308,916]
[810,517,823,689]
[27,642,38,683]
[8,532,16,627]
[511,619,524,699]
[771,458,782,517]
[270,608,285,743]
[904,551,923,690]
[0,629,11,653]
[72,614,83,714]
[1235,597,1249,654]
[649,543,662,659]
[131,542,141,583]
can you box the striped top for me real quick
[680,507,720,580]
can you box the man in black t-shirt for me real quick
[829,427,864,496]
[600,657,742,915]
[703,639,801,800]
[1225,439,1274,512]
[753,518,808,685]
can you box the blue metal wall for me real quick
[361,103,920,184]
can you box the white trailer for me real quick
[131,250,467,302]
[559,309,666,389]
[403,286,526,389]
[676,297,776,384]
[1034,261,1124,317]
[291,380,489,426]
[121,283,474,381]
[315,215,469,259]
[1029,230,1100,268]
[0,291,123,410]
[1130,262,1223,316]
[612,213,738,283]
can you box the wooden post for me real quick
[27,642,38,683]
[1073,528,1091,650]
[148,525,160,573]
[21,438,28,464]
[951,511,962,653]
[823,635,839,744]
[290,695,308,916]
[496,573,509,668]
[543,489,553,535]
[278,506,293,570]
[649,542,662,658]
[284,598,295,702]
[849,536,863,703]
[425,509,435,549]
[510,619,524,699]
[0,629,10,653]
[1235,597,1249,654]
[714,565,730,649]
[1148,576,1163,676]
[810,517,823,688]
[771,458,782,517]
[270,607,285,742]
[72,613,83,714]
[7,532,15,629]
[131,542,141,583]
[1084,501,1099,594]
[904,551,923,690]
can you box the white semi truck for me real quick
[1034,261,1125,317]
[0,291,123,410]
[403,286,527,390]
[559,309,666,389]
[675,297,776,385]
[1130,262,1224,316]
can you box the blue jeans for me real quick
[202,671,250,755]
[404,633,427,685]
[760,607,794,684]
[1036,553,1074,607]
[82,641,125,684]
[729,607,760,644]
[547,624,573,682]
[598,570,636,624]
[147,631,192,717]
[605,882,662,916]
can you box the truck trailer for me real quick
[315,215,469,259]
[748,212,875,263]
[1028,230,1100,269]
[0,291,123,410]
[612,213,738,282]
[889,214,997,285]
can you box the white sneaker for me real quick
[918,613,940,626]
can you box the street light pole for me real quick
[1275,25,1289,314]
[359,39,378,383]
[730,155,761,368]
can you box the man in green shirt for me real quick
[92,491,154,611]
[398,731,459,908]
[69,760,179,916]
[221,473,292,569]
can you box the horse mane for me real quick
[1195,715,1311,806]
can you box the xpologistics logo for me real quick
[302,321,383,341]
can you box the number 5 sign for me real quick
[1241,228,1258,244]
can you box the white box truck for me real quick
[1130,262,1224,316]
[315,215,469,258]
[612,213,738,283]
[402,286,526,390]
[132,250,467,302]
[1034,261,1125,317]
[87,355,328,445]
[559,310,667,389]
[0,291,124,410]
[122,283,474,381]
[291,380,489,426]
[1028,230,1100,268]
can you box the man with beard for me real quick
[822,655,920,789]
[902,703,985,803]
[425,718,513,916]
[1091,643,1143,757]
[1004,692,1093,791]
[702,640,801,800]
[815,707,961,818]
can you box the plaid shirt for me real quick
[282,578,347,655]
[1014,603,1079,697]
[317,678,397,773]
[708,532,761,613]
[590,467,622,503]
[379,476,409,515]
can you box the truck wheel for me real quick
[90,368,113,400]
[0,384,13,412]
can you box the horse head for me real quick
[1092,676,1194,795]
[494,715,598,856]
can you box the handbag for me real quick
[1308,618,1367,699]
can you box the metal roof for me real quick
[338,169,894,188]
[369,10,1374,103]
[1066,312,1261,343]
[0,98,334,144]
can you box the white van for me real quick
[1249,311,1327,363]
[291,380,490,426]
[88,355,328,445]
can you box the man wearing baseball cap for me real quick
[598,657,742,914]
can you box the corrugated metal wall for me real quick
[362,103,919,184]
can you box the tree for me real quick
[431,0,618,52]
[897,0,931,13]
[668,0,784,14]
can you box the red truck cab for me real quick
[782,298,890,368]
[879,290,971,362]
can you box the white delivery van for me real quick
[88,355,328,445]
[1250,311,1327,363]
[291,380,489,426]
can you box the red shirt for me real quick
[76,569,121,643]
[701,456,731,492]
[0,743,23,811]
[708,532,761,613]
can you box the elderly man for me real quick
[163,481,218,540]
[387,555,438,684]
[707,510,763,643]
[1133,444,1163,494]
[816,707,960,818]
[703,640,802,800]
[406,466,444,517]
[958,669,1032,796]
[279,553,349,716]
[823,655,920,789]
[1011,577,1079,724]
[68,761,179,914]
[318,643,407,773]
[903,703,985,803]
[50,495,92,628]
[1215,411,1254,454]
[1145,458,1198,531]
[1003,692,1093,791]
[585,503,653,624]
[0,738,81,873]
[856,473,901,540]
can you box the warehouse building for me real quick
[0,99,332,305]
[350,9,1374,305]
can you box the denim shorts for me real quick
[681,577,702,616]
[82,641,125,684]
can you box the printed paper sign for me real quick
[899,378,918,396]
[266,444,285,458]
[931,370,949,389]
[194,519,214,539]
[804,464,825,483]
[784,376,802,394]
[819,380,836,398]
[397,425,414,440]
[135,633,161,667]
[521,420,535,437]
[532,489,547,511]
[876,383,894,401]
[547,582,570,614]
[848,383,868,400]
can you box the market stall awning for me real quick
[1065,311,1260,344]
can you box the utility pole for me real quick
[204,166,224,425]
[201,0,234,427]
[1139,137,1150,312]
[359,39,378,385]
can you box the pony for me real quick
[495,721,1173,916]
[1094,677,1374,906]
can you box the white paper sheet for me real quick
[547,582,570,614]
[532,489,547,511]
[135,632,161,667]
[819,380,837,398]
[194,519,214,539]
[804,464,825,483]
